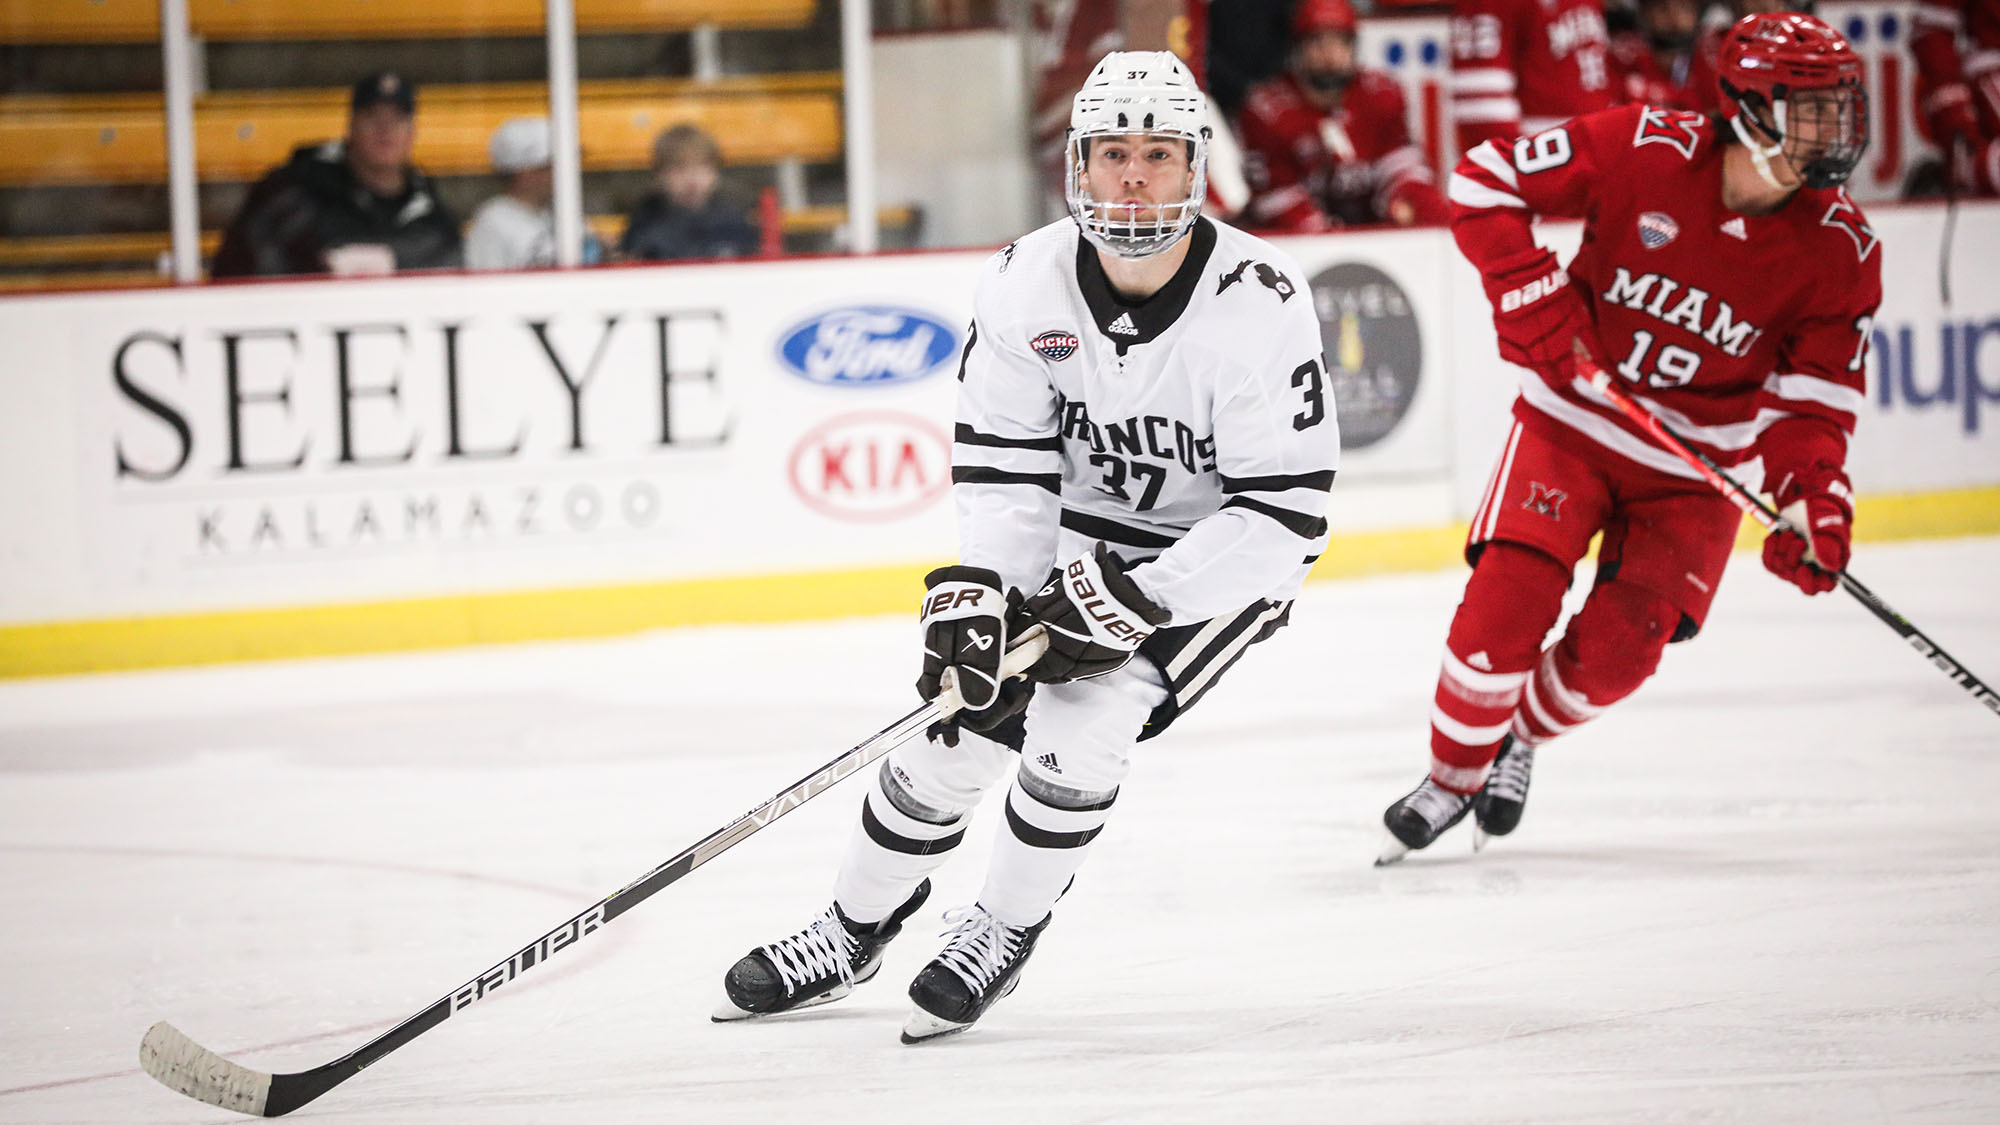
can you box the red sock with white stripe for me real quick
[1512,580,1677,747]
[1429,543,1571,793]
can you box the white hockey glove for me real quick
[1015,543,1171,683]
[918,565,1032,745]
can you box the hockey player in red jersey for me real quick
[1913,0,2000,193]
[1450,0,1619,155]
[1610,0,1717,113]
[1235,0,1449,230]
[1379,11,1882,861]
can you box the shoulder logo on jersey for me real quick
[1637,211,1680,249]
[1218,258,1251,294]
[1217,258,1296,302]
[1522,481,1567,520]
[1107,311,1139,336]
[1031,330,1080,361]
[1255,263,1298,302]
[996,241,1018,273]
[1819,195,1878,262]
[1632,106,1704,162]
[1719,216,1748,241]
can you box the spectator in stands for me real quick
[1609,0,1716,113]
[1234,0,1450,230]
[620,124,761,261]
[212,72,462,278]
[463,116,603,270]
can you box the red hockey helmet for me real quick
[1716,11,1868,189]
[1293,0,1358,39]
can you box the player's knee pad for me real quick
[882,731,1013,817]
[1448,541,1573,666]
[1005,757,1120,852]
[1561,580,1680,702]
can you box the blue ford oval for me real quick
[776,305,959,387]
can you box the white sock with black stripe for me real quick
[976,771,1118,929]
[833,763,971,925]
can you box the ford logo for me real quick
[776,305,959,387]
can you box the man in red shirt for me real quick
[1450,0,1619,155]
[1913,0,2000,193]
[1610,0,1716,113]
[1234,0,1450,230]
[1380,12,1881,861]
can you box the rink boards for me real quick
[0,202,1994,676]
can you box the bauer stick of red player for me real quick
[137,627,1051,1117]
[1570,339,1999,719]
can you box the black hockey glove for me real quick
[917,565,1032,746]
[1014,543,1172,684]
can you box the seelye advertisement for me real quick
[4,257,977,624]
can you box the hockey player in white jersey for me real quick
[713,51,1341,1044]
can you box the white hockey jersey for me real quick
[952,216,1340,626]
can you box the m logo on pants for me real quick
[1522,481,1567,520]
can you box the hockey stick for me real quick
[1570,340,2000,718]
[138,626,1051,1117]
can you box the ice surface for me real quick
[3,538,1998,1123]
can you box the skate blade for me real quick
[1472,826,1490,853]
[1374,830,1413,867]
[710,982,852,1023]
[900,1007,973,1045]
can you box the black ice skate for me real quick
[1375,777,1476,866]
[1473,736,1535,848]
[712,880,930,1021]
[901,905,1051,1044]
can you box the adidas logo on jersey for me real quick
[1719,216,1747,241]
[1106,312,1138,336]
[1036,752,1062,774]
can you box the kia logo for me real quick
[776,305,959,387]
[788,411,951,522]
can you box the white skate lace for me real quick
[761,908,859,995]
[1485,745,1535,804]
[1407,779,1473,829]
[933,906,1022,995]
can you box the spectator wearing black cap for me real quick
[211,71,463,278]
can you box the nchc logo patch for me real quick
[1637,211,1679,250]
[1031,330,1080,361]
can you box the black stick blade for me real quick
[140,1021,274,1117]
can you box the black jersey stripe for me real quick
[953,466,1061,493]
[1059,508,1181,549]
[1220,470,1337,494]
[954,424,1063,451]
[1222,496,1329,539]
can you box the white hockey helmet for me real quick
[1064,51,1211,260]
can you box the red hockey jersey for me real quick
[1913,0,2000,191]
[1450,0,1618,155]
[1609,31,1716,115]
[1235,70,1449,230]
[1449,105,1883,481]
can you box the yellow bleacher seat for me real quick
[0,0,818,44]
[0,74,843,186]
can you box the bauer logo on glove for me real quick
[1015,543,1172,683]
